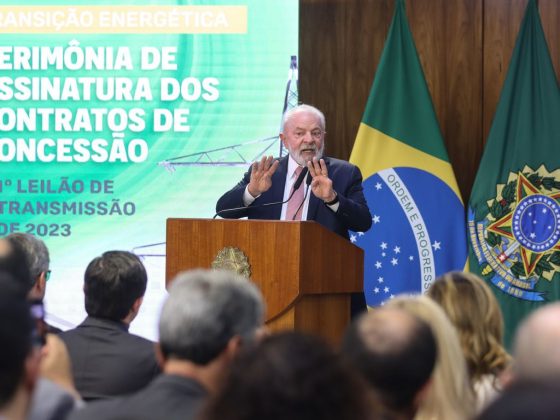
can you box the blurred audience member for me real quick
[37,333,81,398]
[7,233,52,303]
[70,269,265,420]
[60,251,160,401]
[342,307,437,419]
[387,295,475,420]
[0,273,41,420]
[513,302,560,381]
[0,236,78,419]
[477,379,560,420]
[0,236,33,291]
[201,331,380,420]
[428,271,511,410]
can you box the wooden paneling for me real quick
[442,0,483,200]
[299,0,393,160]
[483,0,527,142]
[540,0,560,78]
[407,0,483,200]
[483,0,560,141]
[300,0,560,202]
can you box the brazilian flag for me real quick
[349,0,466,307]
[468,0,560,346]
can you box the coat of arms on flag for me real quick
[469,166,560,302]
[467,0,560,345]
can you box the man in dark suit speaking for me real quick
[216,104,372,239]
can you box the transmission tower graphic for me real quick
[133,55,299,262]
[157,56,298,171]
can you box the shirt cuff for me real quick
[243,186,259,206]
[327,201,340,212]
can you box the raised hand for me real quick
[247,155,279,197]
[307,158,336,202]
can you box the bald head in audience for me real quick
[342,307,437,420]
[514,302,560,380]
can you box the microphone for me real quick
[291,171,312,220]
[213,167,309,219]
[291,166,309,192]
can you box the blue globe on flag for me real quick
[351,167,467,307]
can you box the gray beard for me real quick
[290,144,324,166]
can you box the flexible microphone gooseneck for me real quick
[291,171,312,220]
[213,167,309,219]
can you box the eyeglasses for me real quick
[292,129,325,140]
[45,270,51,281]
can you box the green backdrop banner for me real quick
[0,0,298,339]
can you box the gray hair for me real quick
[6,233,49,280]
[159,269,265,365]
[281,104,326,133]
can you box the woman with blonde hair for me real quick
[428,271,511,410]
[387,295,475,420]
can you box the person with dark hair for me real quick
[60,250,160,401]
[0,272,41,420]
[0,236,78,420]
[0,236,33,293]
[69,269,265,420]
[341,308,437,420]
[201,331,380,420]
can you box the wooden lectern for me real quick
[166,218,364,343]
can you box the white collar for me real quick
[287,154,304,178]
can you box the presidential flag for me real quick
[468,0,560,346]
[349,0,467,306]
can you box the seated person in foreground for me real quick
[70,269,266,420]
[342,307,437,420]
[513,302,560,382]
[0,273,42,420]
[387,295,476,420]
[60,251,160,400]
[0,236,79,419]
[201,331,381,420]
[6,232,61,333]
[428,271,511,411]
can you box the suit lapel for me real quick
[267,156,289,219]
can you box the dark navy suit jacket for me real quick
[216,156,372,239]
[69,375,207,420]
[60,316,160,401]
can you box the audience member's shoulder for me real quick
[126,331,155,346]
[29,378,76,420]
[68,398,119,420]
[58,325,84,344]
